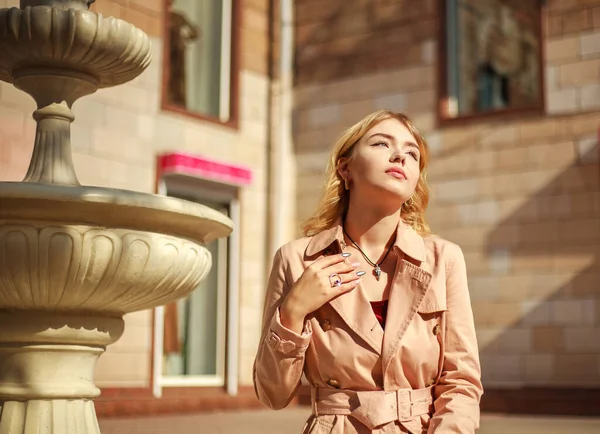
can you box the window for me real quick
[152,154,247,395]
[157,195,231,388]
[439,0,543,121]
[163,0,238,125]
[152,173,242,392]
[162,198,228,383]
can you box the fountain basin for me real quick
[0,183,233,313]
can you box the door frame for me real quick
[152,173,241,397]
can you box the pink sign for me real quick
[157,152,252,186]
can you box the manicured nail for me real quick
[356,271,366,277]
[341,253,351,258]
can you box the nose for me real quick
[390,149,405,164]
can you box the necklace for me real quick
[343,228,396,280]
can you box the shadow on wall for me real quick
[477,134,600,415]
[294,0,434,88]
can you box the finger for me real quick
[333,279,362,296]
[324,270,364,290]
[312,252,353,270]
[324,260,361,276]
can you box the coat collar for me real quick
[306,218,432,357]
[305,218,427,263]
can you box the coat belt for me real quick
[311,386,434,430]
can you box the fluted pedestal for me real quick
[0,313,123,434]
[1,401,99,434]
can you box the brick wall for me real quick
[0,0,273,388]
[242,0,271,76]
[295,0,437,85]
[91,0,163,38]
[293,0,600,398]
[545,0,600,114]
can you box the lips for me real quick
[386,167,407,180]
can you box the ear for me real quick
[337,158,351,182]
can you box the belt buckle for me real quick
[396,389,414,421]
[353,390,397,430]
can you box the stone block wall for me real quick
[0,0,273,388]
[546,0,600,113]
[294,0,600,392]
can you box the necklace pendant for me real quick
[374,266,381,280]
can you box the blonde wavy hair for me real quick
[303,110,431,237]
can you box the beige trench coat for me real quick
[253,222,483,433]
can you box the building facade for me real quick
[0,0,598,419]
[294,0,600,414]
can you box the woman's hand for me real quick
[280,254,363,333]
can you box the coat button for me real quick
[321,319,332,331]
[327,379,341,389]
[433,324,441,336]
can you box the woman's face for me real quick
[341,118,421,207]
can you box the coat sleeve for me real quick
[428,244,483,433]
[253,247,312,410]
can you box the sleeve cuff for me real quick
[267,308,312,355]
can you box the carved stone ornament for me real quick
[0,1,234,432]
[0,3,152,88]
[0,224,212,312]
[0,2,152,185]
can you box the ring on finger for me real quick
[328,273,343,287]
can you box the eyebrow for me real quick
[368,133,394,141]
[367,133,420,151]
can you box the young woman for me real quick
[253,110,483,433]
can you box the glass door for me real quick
[161,198,229,385]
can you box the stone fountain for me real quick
[0,0,233,432]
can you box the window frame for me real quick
[161,0,241,129]
[152,172,241,396]
[436,0,546,126]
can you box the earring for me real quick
[344,178,350,190]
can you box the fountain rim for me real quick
[0,183,233,244]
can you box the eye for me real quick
[372,141,389,148]
[408,150,420,161]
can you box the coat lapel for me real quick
[305,221,384,355]
[304,220,431,358]
[382,256,432,375]
[328,282,384,355]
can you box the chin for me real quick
[381,182,411,199]
[369,185,406,207]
